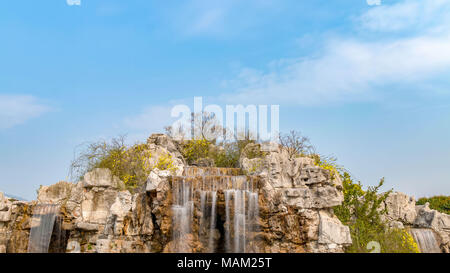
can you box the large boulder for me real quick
[37,181,74,205]
[318,211,352,246]
[82,168,125,189]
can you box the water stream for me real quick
[27,204,60,253]
[410,228,442,253]
[171,167,259,253]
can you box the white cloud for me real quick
[0,94,51,129]
[220,0,450,105]
[360,0,450,32]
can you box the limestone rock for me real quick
[414,203,450,230]
[82,168,125,189]
[81,188,118,224]
[66,240,81,253]
[283,186,343,209]
[0,192,12,222]
[37,181,74,205]
[0,244,6,253]
[75,222,99,231]
[96,239,111,253]
[318,211,352,246]
[0,209,11,222]
[383,192,417,224]
[0,192,9,211]
[146,169,171,192]
[110,191,132,220]
[147,133,183,159]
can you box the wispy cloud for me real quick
[0,94,51,129]
[169,0,280,37]
[123,105,175,132]
[220,0,450,105]
[359,0,450,32]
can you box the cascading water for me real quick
[171,167,260,253]
[171,178,194,253]
[208,191,217,252]
[27,204,60,253]
[410,228,442,253]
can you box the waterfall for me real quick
[28,204,60,253]
[208,191,217,252]
[171,178,194,253]
[225,190,232,253]
[410,228,442,253]
[171,167,260,253]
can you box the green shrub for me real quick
[70,137,152,192]
[334,172,419,253]
[181,139,211,165]
[312,154,344,181]
[417,196,450,214]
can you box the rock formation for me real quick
[2,134,354,253]
[381,192,450,253]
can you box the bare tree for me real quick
[191,111,224,142]
[279,130,314,158]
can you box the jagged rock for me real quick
[0,192,12,222]
[383,192,417,224]
[0,245,6,253]
[0,192,9,211]
[81,188,118,224]
[82,168,125,189]
[110,191,132,220]
[147,133,183,158]
[145,145,185,176]
[318,211,352,246]
[241,143,349,253]
[37,181,74,205]
[283,186,343,209]
[0,209,11,222]
[75,222,99,231]
[414,203,450,230]
[146,169,171,192]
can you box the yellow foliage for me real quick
[312,154,342,180]
[181,139,211,164]
[94,143,152,191]
[155,153,178,174]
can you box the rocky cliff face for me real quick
[241,142,351,253]
[0,134,353,253]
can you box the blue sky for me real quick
[1,0,449,200]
